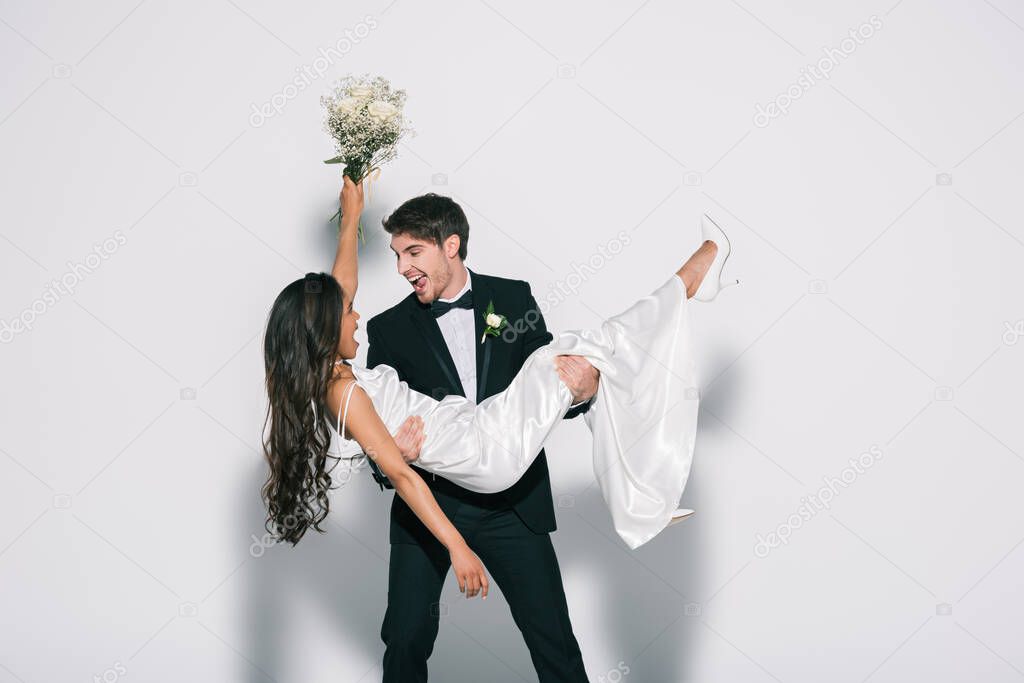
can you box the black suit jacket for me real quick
[365,268,592,545]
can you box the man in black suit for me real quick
[365,193,599,682]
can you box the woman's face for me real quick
[337,293,361,359]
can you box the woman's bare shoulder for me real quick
[340,381,374,422]
[326,370,359,429]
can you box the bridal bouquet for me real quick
[322,74,414,241]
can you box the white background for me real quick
[1,0,1023,681]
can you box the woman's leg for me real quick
[676,239,718,298]
[554,238,719,386]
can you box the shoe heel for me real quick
[693,214,739,302]
[667,509,695,526]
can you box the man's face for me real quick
[390,232,454,303]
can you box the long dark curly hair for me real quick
[261,272,346,545]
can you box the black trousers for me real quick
[380,494,587,682]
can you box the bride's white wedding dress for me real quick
[330,273,698,549]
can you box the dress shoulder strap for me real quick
[336,379,360,440]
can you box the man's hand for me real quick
[554,355,599,404]
[392,415,425,464]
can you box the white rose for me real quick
[335,97,362,115]
[485,313,502,328]
[367,100,399,123]
[348,85,373,100]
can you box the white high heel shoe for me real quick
[692,214,740,302]
[667,508,695,527]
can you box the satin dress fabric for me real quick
[342,274,698,549]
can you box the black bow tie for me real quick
[430,289,473,318]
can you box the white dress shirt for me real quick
[434,271,478,402]
[434,270,589,409]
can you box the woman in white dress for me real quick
[261,178,738,598]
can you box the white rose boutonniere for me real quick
[481,300,508,343]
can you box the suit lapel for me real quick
[470,269,494,403]
[408,303,465,398]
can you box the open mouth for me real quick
[408,274,427,294]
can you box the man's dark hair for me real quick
[381,193,469,260]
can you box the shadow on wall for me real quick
[237,459,392,682]
[562,469,705,680]
[561,337,744,681]
[235,458,711,681]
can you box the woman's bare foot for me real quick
[677,240,718,298]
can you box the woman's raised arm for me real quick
[331,177,362,299]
